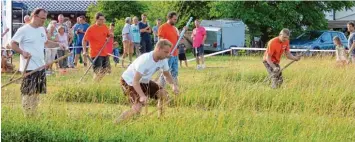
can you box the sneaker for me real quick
[45,70,52,76]
[196,65,202,70]
[201,64,206,69]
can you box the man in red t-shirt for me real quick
[83,12,112,81]
[158,11,180,87]
[263,28,300,88]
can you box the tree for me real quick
[86,1,146,48]
[87,1,146,24]
[143,1,211,29]
[173,1,211,28]
[210,1,355,47]
[143,1,178,25]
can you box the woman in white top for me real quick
[121,17,133,68]
[55,26,69,69]
[45,21,58,73]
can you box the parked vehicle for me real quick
[290,30,348,50]
[200,20,246,52]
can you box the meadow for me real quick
[2,54,355,141]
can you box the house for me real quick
[325,7,355,35]
[13,0,97,25]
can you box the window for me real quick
[338,33,346,41]
[296,31,323,41]
[331,32,338,40]
[321,32,332,42]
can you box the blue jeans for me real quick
[159,56,178,87]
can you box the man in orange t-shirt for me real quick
[158,11,180,87]
[263,28,300,89]
[83,12,112,81]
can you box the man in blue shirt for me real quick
[138,14,152,54]
[152,18,161,46]
[73,16,90,67]
[347,21,355,63]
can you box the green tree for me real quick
[174,1,211,28]
[143,1,211,29]
[143,1,178,25]
[210,1,355,47]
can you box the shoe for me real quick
[45,70,52,76]
[201,64,206,69]
[196,65,202,70]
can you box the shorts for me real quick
[263,61,283,86]
[74,46,84,54]
[92,56,110,74]
[120,78,162,104]
[193,44,204,57]
[178,53,186,61]
[21,69,46,95]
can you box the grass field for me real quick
[1,54,355,141]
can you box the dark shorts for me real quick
[120,78,162,104]
[193,44,204,57]
[74,45,84,55]
[21,69,46,95]
[179,53,187,61]
[92,56,110,74]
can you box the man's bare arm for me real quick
[82,39,88,54]
[163,71,179,94]
[285,51,300,61]
[266,54,277,70]
[10,41,31,58]
[45,40,61,48]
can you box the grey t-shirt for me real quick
[348,32,355,55]
[153,25,159,42]
[178,43,186,54]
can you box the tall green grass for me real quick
[2,55,355,141]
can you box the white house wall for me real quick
[335,7,355,21]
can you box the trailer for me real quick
[200,20,246,52]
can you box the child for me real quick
[1,45,15,73]
[333,36,347,66]
[178,38,188,67]
[112,41,120,67]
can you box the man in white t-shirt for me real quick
[116,39,179,123]
[10,8,65,117]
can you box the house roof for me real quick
[16,0,97,12]
[12,1,28,10]
[328,20,350,29]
